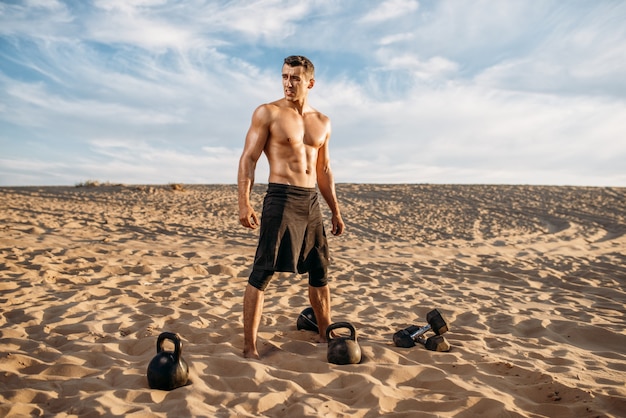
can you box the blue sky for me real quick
[1,0,625,187]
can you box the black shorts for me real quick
[251,183,329,279]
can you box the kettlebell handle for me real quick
[156,332,182,359]
[326,322,357,341]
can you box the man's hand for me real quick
[239,206,259,229]
[331,214,345,236]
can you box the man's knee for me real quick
[248,269,274,291]
[308,267,328,287]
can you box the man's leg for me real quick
[309,284,332,343]
[243,283,264,359]
[243,269,274,359]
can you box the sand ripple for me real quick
[1,184,625,417]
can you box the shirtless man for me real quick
[237,55,345,359]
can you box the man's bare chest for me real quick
[271,113,327,148]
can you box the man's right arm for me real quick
[238,105,272,229]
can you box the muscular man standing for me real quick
[237,55,345,359]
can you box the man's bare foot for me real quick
[243,348,260,359]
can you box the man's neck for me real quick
[284,97,308,115]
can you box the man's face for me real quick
[282,64,314,102]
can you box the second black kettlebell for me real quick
[326,322,362,365]
[147,332,189,390]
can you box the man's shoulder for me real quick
[253,100,286,116]
[251,101,281,121]
[268,98,285,107]
[254,100,330,124]
[255,100,280,111]
[305,108,330,125]
[309,108,329,120]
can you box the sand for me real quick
[0,183,624,417]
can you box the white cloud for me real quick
[378,32,415,46]
[214,1,312,40]
[0,0,73,38]
[360,0,419,23]
[93,0,170,13]
[25,0,65,10]
[87,0,192,50]
[319,77,626,185]
[84,139,244,184]
[1,1,625,187]
[475,30,626,98]
[4,79,186,127]
[378,53,459,81]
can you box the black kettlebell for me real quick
[296,307,318,332]
[147,332,189,390]
[326,322,362,365]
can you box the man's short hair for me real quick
[284,55,315,78]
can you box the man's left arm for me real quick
[316,125,345,236]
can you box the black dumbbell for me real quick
[393,309,449,348]
[416,334,450,352]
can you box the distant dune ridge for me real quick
[0,184,624,417]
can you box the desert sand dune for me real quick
[1,184,624,417]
